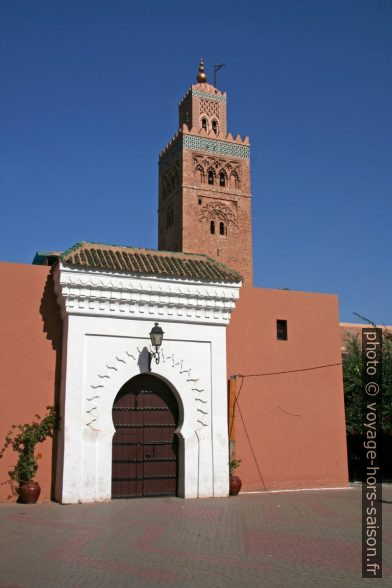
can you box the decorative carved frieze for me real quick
[199,202,237,228]
[54,263,241,325]
[200,98,220,118]
[87,348,208,432]
[192,154,241,190]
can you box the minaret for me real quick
[158,59,253,284]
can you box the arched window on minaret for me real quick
[194,165,205,184]
[210,220,215,234]
[219,221,226,236]
[219,171,226,187]
[208,170,214,185]
[211,119,218,134]
[230,171,240,190]
[201,117,208,131]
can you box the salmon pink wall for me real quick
[0,263,348,500]
[227,286,349,491]
[0,262,62,502]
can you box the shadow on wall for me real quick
[137,347,151,373]
[39,269,62,501]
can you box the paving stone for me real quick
[0,485,391,587]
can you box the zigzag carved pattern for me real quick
[88,348,209,432]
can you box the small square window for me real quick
[277,319,287,340]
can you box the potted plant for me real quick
[229,458,242,496]
[0,406,58,503]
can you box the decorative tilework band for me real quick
[183,135,250,159]
[192,90,226,102]
[159,134,250,168]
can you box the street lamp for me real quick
[149,322,164,369]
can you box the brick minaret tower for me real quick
[158,59,253,284]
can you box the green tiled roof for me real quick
[60,242,242,283]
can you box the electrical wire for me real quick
[229,361,342,491]
[237,398,267,491]
[229,362,341,439]
[237,362,342,379]
[228,375,244,439]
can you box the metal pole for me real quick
[228,375,236,460]
[213,63,226,87]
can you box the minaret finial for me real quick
[197,58,207,83]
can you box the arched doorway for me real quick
[112,374,179,498]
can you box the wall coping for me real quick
[54,262,241,325]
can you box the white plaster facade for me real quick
[54,262,241,503]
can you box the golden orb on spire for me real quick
[197,58,207,83]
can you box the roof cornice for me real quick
[54,262,241,325]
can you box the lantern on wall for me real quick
[149,322,164,369]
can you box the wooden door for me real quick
[112,374,178,498]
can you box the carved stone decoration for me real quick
[200,98,220,119]
[192,155,241,189]
[199,201,237,228]
[88,348,208,433]
[54,265,240,324]
[160,158,180,199]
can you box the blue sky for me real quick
[1,0,391,323]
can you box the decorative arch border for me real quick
[83,344,210,499]
[87,345,209,438]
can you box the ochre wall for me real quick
[226,286,349,491]
[0,263,348,500]
[0,262,62,502]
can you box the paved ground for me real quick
[0,485,391,587]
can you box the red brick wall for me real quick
[227,286,349,491]
[158,141,253,283]
[181,147,253,284]
[0,262,62,502]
